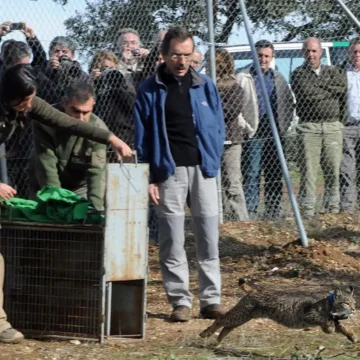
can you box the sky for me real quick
[0,0,276,61]
[0,0,88,54]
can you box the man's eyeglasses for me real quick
[170,54,192,62]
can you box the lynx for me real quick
[200,282,356,344]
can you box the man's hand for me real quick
[48,56,60,70]
[20,22,35,39]
[0,21,11,37]
[0,183,17,201]
[90,68,102,79]
[149,184,160,205]
[108,134,133,161]
[139,48,150,57]
[122,50,132,62]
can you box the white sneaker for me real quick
[0,328,24,344]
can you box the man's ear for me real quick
[61,96,67,107]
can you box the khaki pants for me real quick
[297,122,343,216]
[0,253,11,332]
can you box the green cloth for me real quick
[0,186,103,224]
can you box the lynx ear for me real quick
[333,287,342,298]
[346,286,354,295]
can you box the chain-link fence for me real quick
[216,35,356,222]
[0,0,359,234]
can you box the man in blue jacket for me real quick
[134,27,225,322]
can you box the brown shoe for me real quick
[170,306,191,322]
[200,304,226,319]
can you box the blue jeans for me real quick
[241,137,283,218]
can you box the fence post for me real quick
[238,0,308,247]
[0,144,8,184]
[333,0,360,30]
[206,0,224,224]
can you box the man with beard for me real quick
[134,27,225,322]
[291,37,347,217]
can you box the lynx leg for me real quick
[217,326,237,343]
[334,320,357,343]
[200,297,254,340]
[321,321,335,334]
[199,319,223,338]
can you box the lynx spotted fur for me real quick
[200,283,356,344]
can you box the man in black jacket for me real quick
[291,37,347,217]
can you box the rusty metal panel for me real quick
[105,163,149,282]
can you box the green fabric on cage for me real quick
[0,186,103,224]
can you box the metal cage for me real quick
[0,222,105,341]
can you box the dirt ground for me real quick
[2,213,360,360]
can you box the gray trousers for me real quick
[340,124,360,211]
[155,166,221,309]
[222,144,249,221]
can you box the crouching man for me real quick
[29,80,107,210]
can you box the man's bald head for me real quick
[303,37,322,49]
[302,37,323,69]
[191,50,202,70]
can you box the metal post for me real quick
[334,0,360,30]
[0,144,8,184]
[206,0,224,224]
[238,0,308,247]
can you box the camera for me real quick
[99,66,126,85]
[58,55,73,65]
[10,23,25,31]
[100,65,112,74]
[100,66,117,78]
[131,49,141,57]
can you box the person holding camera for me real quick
[89,50,136,156]
[90,50,120,80]
[32,36,88,104]
[0,21,47,74]
[115,28,150,85]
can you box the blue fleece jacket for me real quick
[134,65,225,183]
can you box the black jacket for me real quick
[93,70,136,157]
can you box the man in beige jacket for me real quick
[237,40,295,220]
